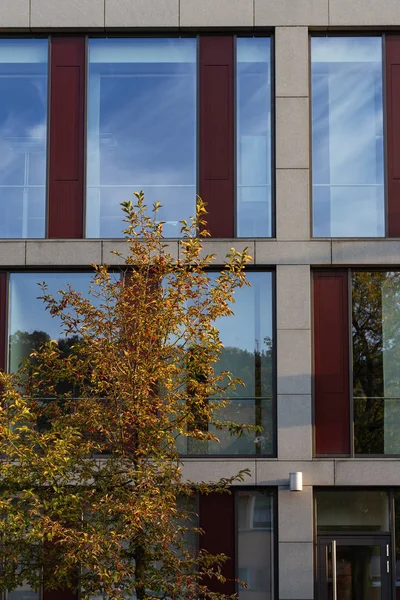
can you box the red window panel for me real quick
[48,37,85,239]
[386,36,400,237]
[199,37,234,238]
[199,491,235,595]
[314,271,350,455]
[43,588,78,600]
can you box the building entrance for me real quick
[317,536,392,600]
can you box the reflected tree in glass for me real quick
[353,271,400,454]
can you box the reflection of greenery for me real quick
[9,330,84,402]
[353,272,400,454]
[214,336,273,398]
[9,330,82,367]
[185,339,274,456]
[9,330,51,368]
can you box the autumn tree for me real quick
[0,193,253,600]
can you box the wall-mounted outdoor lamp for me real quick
[289,472,303,491]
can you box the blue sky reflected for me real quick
[9,272,94,371]
[236,38,272,237]
[312,37,384,237]
[86,38,197,238]
[0,39,48,239]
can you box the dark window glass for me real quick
[394,492,400,591]
[6,583,39,600]
[86,38,197,238]
[236,38,272,238]
[179,272,274,456]
[316,490,389,533]
[9,272,93,372]
[0,40,48,238]
[353,271,400,454]
[311,37,384,237]
[237,490,275,599]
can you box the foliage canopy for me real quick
[0,194,252,599]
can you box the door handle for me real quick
[332,540,337,600]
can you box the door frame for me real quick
[317,534,392,600]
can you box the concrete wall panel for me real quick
[199,240,255,264]
[278,486,313,542]
[277,329,311,395]
[278,395,312,460]
[0,242,26,266]
[277,265,311,329]
[0,0,30,28]
[332,240,400,265]
[275,27,309,98]
[255,241,331,265]
[257,459,334,486]
[26,241,102,266]
[255,0,328,26]
[180,0,253,27]
[31,0,104,27]
[181,459,256,484]
[276,170,310,242]
[102,240,179,264]
[276,97,309,169]
[279,542,314,599]
[330,0,400,26]
[106,0,179,28]
[335,460,400,486]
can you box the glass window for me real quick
[353,271,400,455]
[180,271,274,456]
[0,39,48,239]
[6,583,39,600]
[236,38,272,238]
[86,38,197,238]
[311,37,384,237]
[9,272,93,372]
[237,490,275,599]
[316,490,389,533]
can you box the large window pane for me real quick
[238,490,275,600]
[87,38,197,238]
[179,272,274,456]
[311,37,384,237]
[353,271,400,454]
[316,490,389,533]
[236,38,272,237]
[0,40,48,238]
[9,272,93,372]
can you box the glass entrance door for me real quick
[317,537,391,600]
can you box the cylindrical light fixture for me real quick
[289,472,303,491]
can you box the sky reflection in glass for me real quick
[236,38,272,237]
[312,37,384,237]
[86,38,197,238]
[9,272,94,372]
[0,40,48,238]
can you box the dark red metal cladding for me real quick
[199,36,234,238]
[0,272,6,372]
[314,271,350,455]
[199,491,235,595]
[48,37,85,239]
[43,587,78,600]
[386,36,400,237]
